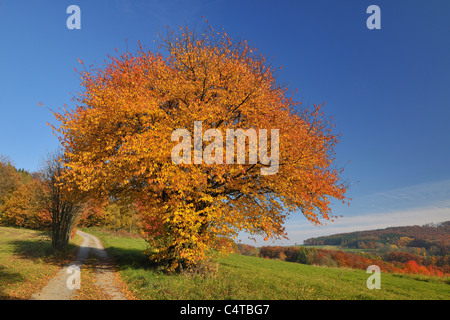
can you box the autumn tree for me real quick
[49,22,348,271]
[77,198,107,227]
[38,153,84,254]
[0,155,22,206]
[102,201,142,233]
[1,179,51,229]
[0,156,51,229]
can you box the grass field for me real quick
[86,228,450,300]
[301,245,373,253]
[0,226,81,299]
[0,226,448,300]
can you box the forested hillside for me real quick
[236,221,450,277]
[304,221,450,255]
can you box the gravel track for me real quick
[30,230,127,300]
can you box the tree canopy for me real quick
[50,23,348,271]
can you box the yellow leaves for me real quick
[49,21,348,272]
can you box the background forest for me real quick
[238,222,449,277]
[0,156,143,234]
[1,155,448,278]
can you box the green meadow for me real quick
[0,226,448,300]
[87,228,450,300]
[0,226,81,299]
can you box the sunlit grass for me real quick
[87,228,450,300]
[0,226,81,299]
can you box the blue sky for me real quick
[1,0,449,244]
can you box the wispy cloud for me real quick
[283,202,450,244]
[351,179,450,214]
[239,179,450,246]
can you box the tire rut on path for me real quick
[30,230,127,300]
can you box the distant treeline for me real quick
[235,243,448,277]
[304,222,450,256]
[235,221,450,277]
[0,155,143,234]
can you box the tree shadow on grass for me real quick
[102,246,158,272]
[9,236,80,267]
[0,265,24,300]
[218,262,243,270]
[0,236,79,300]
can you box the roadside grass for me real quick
[86,228,450,300]
[0,226,81,300]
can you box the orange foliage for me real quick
[1,179,51,229]
[78,198,107,227]
[258,246,448,277]
[50,22,348,271]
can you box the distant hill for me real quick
[235,221,449,277]
[304,221,450,254]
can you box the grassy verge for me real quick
[86,228,450,300]
[0,226,81,300]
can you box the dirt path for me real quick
[30,230,128,300]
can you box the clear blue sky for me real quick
[1,0,449,244]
